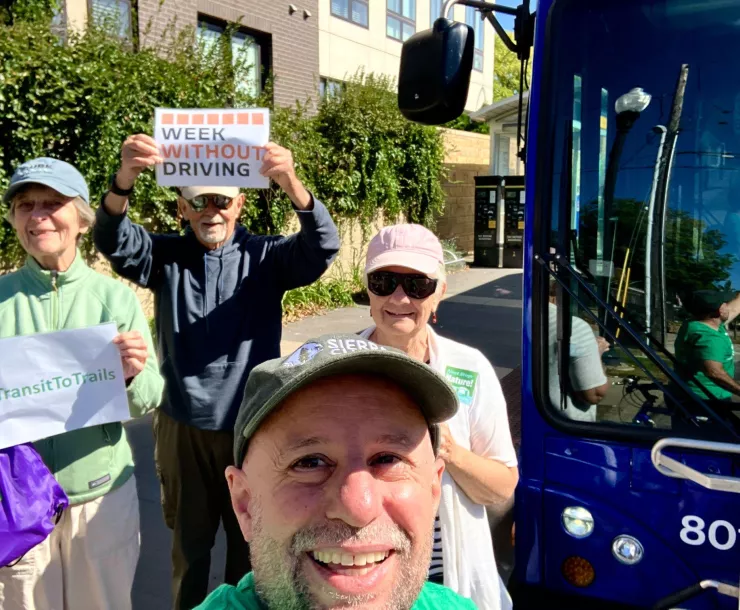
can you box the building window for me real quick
[430,0,453,26]
[465,6,484,71]
[51,2,66,39]
[387,0,415,42]
[197,17,269,99]
[89,0,131,39]
[493,134,511,176]
[320,77,343,98]
[331,0,369,28]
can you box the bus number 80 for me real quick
[680,515,738,551]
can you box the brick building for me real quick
[58,0,319,108]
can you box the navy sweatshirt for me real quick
[93,197,340,431]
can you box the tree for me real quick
[493,35,531,101]
[577,198,737,310]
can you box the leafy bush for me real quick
[0,11,446,270]
[282,275,364,322]
[444,113,490,134]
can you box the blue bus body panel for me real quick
[517,0,551,589]
[518,0,740,607]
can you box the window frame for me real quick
[331,0,370,29]
[493,134,512,176]
[196,14,272,98]
[88,0,133,40]
[387,0,416,42]
[320,77,344,98]
[51,0,68,40]
[465,6,484,71]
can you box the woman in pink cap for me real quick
[359,223,518,610]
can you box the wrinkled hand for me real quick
[117,134,164,189]
[436,423,457,464]
[113,331,148,381]
[259,142,297,189]
[596,336,610,356]
[259,142,311,207]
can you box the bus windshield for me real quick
[537,0,740,439]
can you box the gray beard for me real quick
[250,508,431,610]
[195,223,227,244]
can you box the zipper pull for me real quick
[50,271,58,291]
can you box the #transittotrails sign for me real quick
[0,323,130,450]
[154,108,270,188]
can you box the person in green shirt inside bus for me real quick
[195,334,477,610]
[675,289,740,407]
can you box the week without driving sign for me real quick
[154,108,270,188]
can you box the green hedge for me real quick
[0,11,446,270]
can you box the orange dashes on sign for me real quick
[154,107,270,188]
[157,111,267,126]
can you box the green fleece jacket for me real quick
[0,252,164,504]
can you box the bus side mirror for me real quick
[398,18,474,125]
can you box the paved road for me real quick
[127,267,524,609]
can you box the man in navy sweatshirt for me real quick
[94,134,340,609]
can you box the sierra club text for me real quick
[0,368,117,400]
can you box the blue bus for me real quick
[400,1,740,608]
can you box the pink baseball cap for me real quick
[365,224,444,276]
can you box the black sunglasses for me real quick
[367,271,438,300]
[186,194,234,212]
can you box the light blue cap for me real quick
[4,157,90,205]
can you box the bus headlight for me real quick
[561,506,594,538]
[612,535,644,565]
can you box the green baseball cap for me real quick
[690,290,737,316]
[233,333,459,465]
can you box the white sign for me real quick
[0,323,129,450]
[154,107,270,188]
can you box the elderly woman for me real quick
[359,224,518,610]
[0,158,163,610]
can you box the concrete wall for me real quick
[318,0,493,112]
[282,213,392,280]
[435,128,491,254]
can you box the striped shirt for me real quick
[428,514,444,580]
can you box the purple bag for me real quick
[0,443,69,567]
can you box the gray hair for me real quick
[5,195,95,233]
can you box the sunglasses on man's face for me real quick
[367,271,438,300]
[186,194,234,213]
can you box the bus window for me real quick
[539,0,740,437]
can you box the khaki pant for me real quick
[0,476,140,610]
[153,411,251,610]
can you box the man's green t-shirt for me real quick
[675,320,735,400]
[194,572,478,610]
